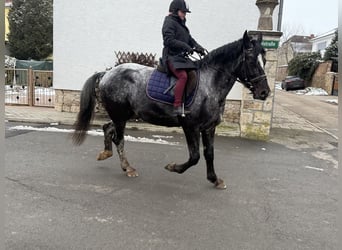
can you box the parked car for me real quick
[281,76,305,91]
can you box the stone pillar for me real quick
[255,0,279,30]
[239,0,282,140]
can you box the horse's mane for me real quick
[198,38,244,68]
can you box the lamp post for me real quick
[255,0,279,30]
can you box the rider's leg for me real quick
[167,62,187,112]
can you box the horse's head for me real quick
[235,31,270,100]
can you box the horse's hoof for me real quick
[97,150,113,161]
[215,179,227,190]
[165,163,177,172]
[126,167,139,178]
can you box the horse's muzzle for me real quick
[253,83,270,101]
[258,89,269,100]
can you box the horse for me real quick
[72,31,270,189]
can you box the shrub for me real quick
[288,52,322,81]
[323,30,338,72]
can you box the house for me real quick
[54,0,279,101]
[277,35,313,66]
[276,35,313,81]
[54,0,268,111]
[311,28,337,57]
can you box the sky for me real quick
[281,0,338,36]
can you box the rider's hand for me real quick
[186,47,194,55]
[194,46,206,56]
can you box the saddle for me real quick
[146,67,199,107]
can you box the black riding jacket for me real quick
[162,14,201,70]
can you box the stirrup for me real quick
[173,105,190,117]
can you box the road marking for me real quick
[304,120,338,140]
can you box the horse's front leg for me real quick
[165,126,200,174]
[97,122,115,161]
[201,127,226,189]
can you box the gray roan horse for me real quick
[72,31,270,189]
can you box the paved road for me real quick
[274,89,338,138]
[5,122,338,250]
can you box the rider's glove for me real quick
[194,45,206,56]
[185,47,194,55]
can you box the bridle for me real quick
[234,48,267,91]
[189,48,266,92]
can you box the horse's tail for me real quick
[72,72,106,145]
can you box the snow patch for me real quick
[304,166,324,172]
[296,87,328,96]
[8,125,179,145]
[325,99,338,105]
[311,151,338,169]
[275,82,282,90]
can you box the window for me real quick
[317,42,327,51]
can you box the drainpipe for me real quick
[277,0,284,31]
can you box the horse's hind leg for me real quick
[97,122,115,161]
[201,127,226,189]
[113,121,138,177]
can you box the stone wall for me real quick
[276,65,288,82]
[55,89,80,113]
[311,61,335,94]
[55,89,109,119]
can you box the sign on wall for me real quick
[261,40,279,49]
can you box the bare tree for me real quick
[278,23,305,65]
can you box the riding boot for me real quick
[173,105,190,117]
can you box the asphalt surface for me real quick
[275,90,338,139]
[5,121,338,250]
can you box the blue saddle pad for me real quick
[146,70,198,107]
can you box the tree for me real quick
[323,30,338,72]
[8,0,53,60]
[288,52,322,82]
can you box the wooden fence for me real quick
[114,51,158,67]
[5,68,54,107]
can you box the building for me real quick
[276,35,313,81]
[277,35,313,67]
[276,27,338,82]
[54,0,279,98]
[311,28,337,57]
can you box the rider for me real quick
[162,0,206,116]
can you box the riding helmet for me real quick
[169,0,191,13]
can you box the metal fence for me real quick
[5,68,54,107]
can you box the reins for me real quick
[188,50,263,91]
[186,50,258,90]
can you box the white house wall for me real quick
[54,0,277,99]
[310,28,337,57]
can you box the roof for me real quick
[310,28,337,42]
[286,35,312,44]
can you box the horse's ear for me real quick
[243,30,251,49]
